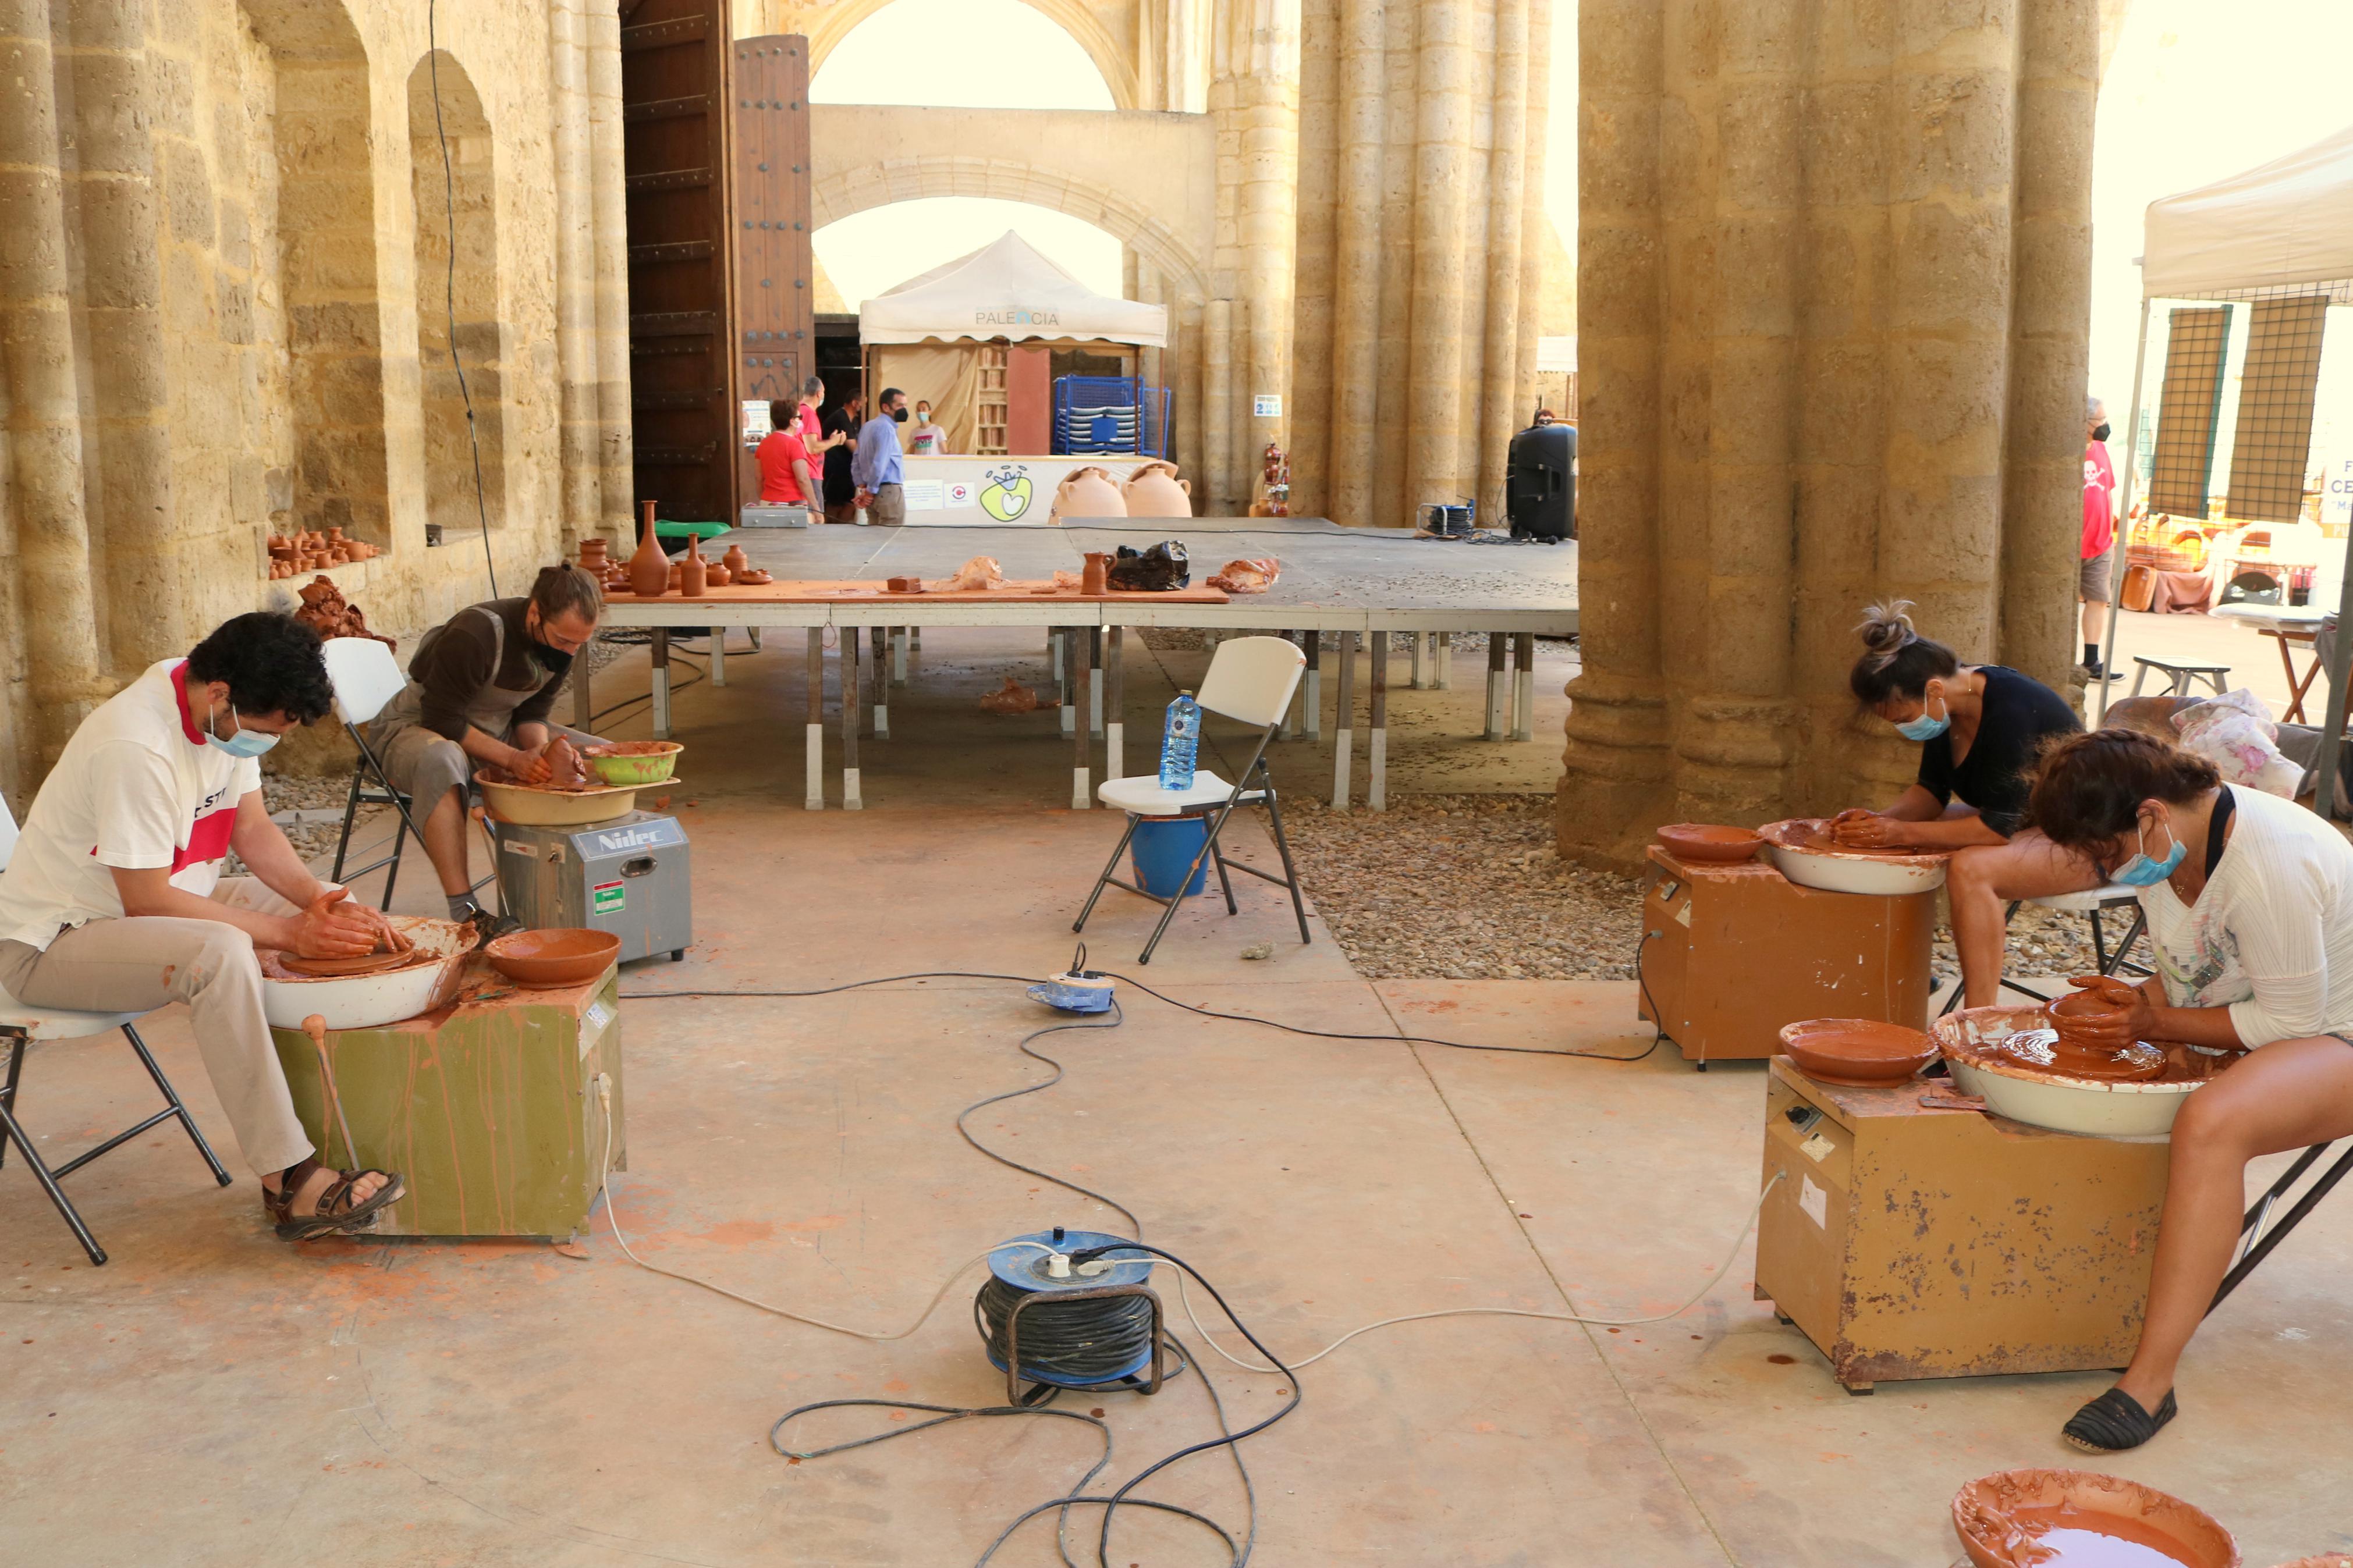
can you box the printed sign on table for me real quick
[902,480,946,511]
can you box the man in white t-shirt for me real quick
[0,613,407,1240]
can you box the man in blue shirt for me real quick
[850,386,908,527]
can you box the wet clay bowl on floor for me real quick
[1655,823,1764,864]
[1757,818,1950,896]
[258,917,478,1031]
[1934,1005,2216,1140]
[1953,1468,2237,1568]
[584,739,683,787]
[475,770,640,827]
[1777,1018,1938,1087]
[485,929,620,989]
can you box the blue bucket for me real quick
[1130,817,1210,897]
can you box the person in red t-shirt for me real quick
[2081,395,2118,678]
[755,399,817,506]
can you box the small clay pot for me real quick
[722,541,749,577]
[577,538,611,574]
[679,535,707,598]
[1081,552,1110,595]
[704,564,730,587]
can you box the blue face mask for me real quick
[206,703,279,759]
[2111,818,2186,887]
[1894,684,1949,742]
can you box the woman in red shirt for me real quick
[755,399,817,506]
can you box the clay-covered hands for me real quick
[290,887,390,959]
[506,741,553,786]
[2053,973,2160,1047]
[1829,808,1911,849]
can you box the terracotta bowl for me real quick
[1656,823,1764,863]
[1952,1469,2238,1568]
[485,929,621,990]
[1777,1018,1938,1087]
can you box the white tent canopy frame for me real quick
[858,230,1169,347]
[2097,122,2353,814]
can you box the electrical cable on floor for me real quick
[425,0,496,599]
[603,963,1775,1563]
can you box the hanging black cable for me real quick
[427,0,497,598]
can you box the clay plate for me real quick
[1778,1018,1938,1086]
[1656,823,1763,863]
[486,928,622,989]
[1953,1469,2238,1568]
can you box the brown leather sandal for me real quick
[264,1157,407,1240]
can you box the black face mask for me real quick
[892,407,909,423]
[2091,422,2111,443]
[525,616,576,682]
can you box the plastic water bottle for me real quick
[1159,691,1201,790]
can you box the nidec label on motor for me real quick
[592,880,624,915]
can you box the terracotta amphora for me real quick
[1122,461,1192,518]
[1050,466,1127,524]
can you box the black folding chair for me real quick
[0,1011,233,1265]
[1074,636,1312,965]
[2209,1137,2353,1315]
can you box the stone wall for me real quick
[0,0,634,812]
[1557,0,2098,872]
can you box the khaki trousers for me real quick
[0,879,313,1177]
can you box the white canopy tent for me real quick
[860,230,1168,348]
[2098,123,2353,812]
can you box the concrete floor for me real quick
[6,629,2352,1567]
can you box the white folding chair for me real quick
[1937,881,2150,1016]
[1073,636,1312,964]
[0,799,232,1264]
[321,638,494,910]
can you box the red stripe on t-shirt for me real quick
[172,804,237,874]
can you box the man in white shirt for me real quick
[0,613,406,1240]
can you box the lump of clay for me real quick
[1207,557,1280,594]
[941,556,1005,592]
[293,574,397,652]
[978,677,1044,714]
[1050,466,1127,525]
[545,736,588,789]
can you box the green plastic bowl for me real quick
[585,742,683,786]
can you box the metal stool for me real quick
[2130,656,2230,698]
[2210,1138,2353,1315]
[1939,883,2149,1016]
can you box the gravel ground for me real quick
[1278,791,2123,985]
[1278,792,1645,979]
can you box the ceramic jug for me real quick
[1051,466,1127,524]
[680,535,707,598]
[1122,461,1193,519]
[627,500,670,596]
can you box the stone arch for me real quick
[406,52,507,538]
[810,157,1207,302]
[805,0,1138,111]
[239,0,391,543]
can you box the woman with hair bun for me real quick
[1837,602,2087,1007]
[2023,728,2353,1451]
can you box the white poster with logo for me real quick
[2323,455,2353,533]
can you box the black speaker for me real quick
[1507,422,1575,540]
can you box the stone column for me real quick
[549,0,608,550]
[1208,0,1298,515]
[1475,0,1531,532]
[62,0,187,675]
[1403,0,1472,522]
[585,0,635,538]
[1557,0,2099,871]
[0,0,109,777]
[1286,0,1550,531]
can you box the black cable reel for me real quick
[977,1226,1167,1406]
